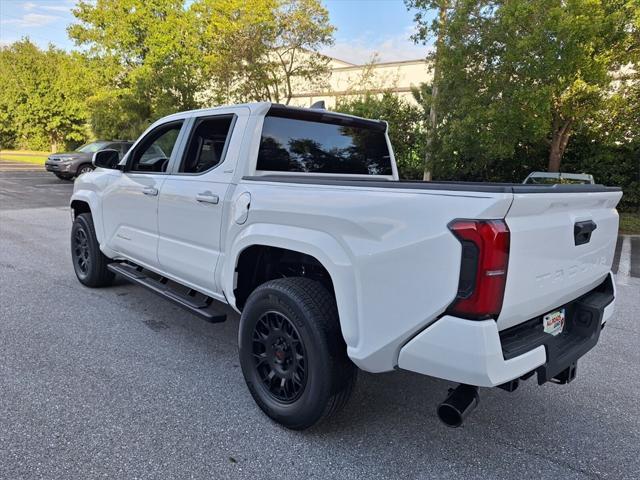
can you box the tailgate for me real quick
[498,187,622,331]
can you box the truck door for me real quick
[101,120,186,268]
[157,109,246,294]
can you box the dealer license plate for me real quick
[543,309,565,336]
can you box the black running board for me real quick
[107,262,227,323]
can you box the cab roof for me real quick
[157,102,386,130]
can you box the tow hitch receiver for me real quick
[550,362,578,384]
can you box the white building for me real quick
[288,54,432,108]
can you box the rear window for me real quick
[257,114,392,175]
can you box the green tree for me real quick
[569,74,640,211]
[265,0,335,104]
[197,0,335,104]
[408,0,639,173]
[68,0,335,139]
[69,0,205,138]
[406,0,449,180]
[191,0,276,104]
[0,40,96,151]
[591,73,640,147]
[334,93,426,179]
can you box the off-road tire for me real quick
[71,213,114,287]
[239,277,357,430]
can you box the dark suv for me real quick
[45,141,133,180]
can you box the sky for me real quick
[0,0,431,64]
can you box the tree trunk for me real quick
[423,1,448,181]
[548,117,572,173]
[423,78,438,181]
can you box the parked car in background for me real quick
[45,141,133,180]
[523,171,595,185]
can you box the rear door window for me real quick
[179,115,234,174]
[257,112,392,175]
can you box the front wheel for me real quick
[76,163,94,176]
[239,277,357,430]
[71,213,114,287]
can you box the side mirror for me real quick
[93,149,120,169]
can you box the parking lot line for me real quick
[615,235,631,285]
[0,168,43,173]
[631,237,640,278]
[33,183,73,188]
[0,165,42,170]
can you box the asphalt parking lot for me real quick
[1,168,639,479]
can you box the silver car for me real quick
[45,141,133,180]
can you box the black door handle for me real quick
[574,220,597,246]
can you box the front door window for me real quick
[129,122,183,173]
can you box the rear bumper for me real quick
[398,273,615,387]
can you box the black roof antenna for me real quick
[310,100,326,110]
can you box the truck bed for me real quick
[242,172,622,335]
[244,174,621,194]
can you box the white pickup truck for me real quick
[70,102,621,429]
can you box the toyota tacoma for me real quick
[70,103,621,429]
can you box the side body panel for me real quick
[221,179,513,372]
[89,117,191,268]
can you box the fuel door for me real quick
[233,192,251,225]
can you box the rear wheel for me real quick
[71,213,114,287]
[239,277,356,430]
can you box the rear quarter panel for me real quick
[223,180,513,372]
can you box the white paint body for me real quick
[72,102,622,386]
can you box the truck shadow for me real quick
[156,300,602,436]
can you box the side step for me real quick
[108,262,227,323]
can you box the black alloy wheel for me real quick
[73,227,91,277]
[239,277,357,430]
[252,310,307,403]
[70,213,114,287]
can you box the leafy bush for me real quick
[563,135,639,213]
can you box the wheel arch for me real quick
[70,199,91,217]
[234,245,336,309]
[70,191,105,246]
[222,224,359,349]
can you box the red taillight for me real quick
[447,219,510,319]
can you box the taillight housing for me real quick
[447,219,510,319]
